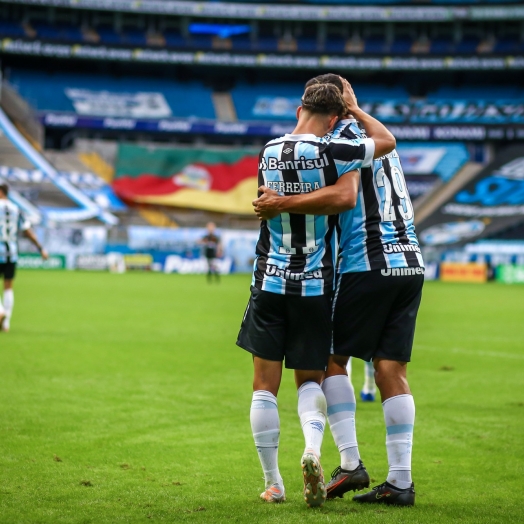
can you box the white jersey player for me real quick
[0,182,48,332]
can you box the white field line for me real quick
[416,344,524,361]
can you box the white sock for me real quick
[3,289,13,321]
[363,361,376,395]
[250,390,283,488]
[297,381,326,458]
[0,294,4,316]
[383,394,415,489]
[346,357,352,380]
[322,375,360,471]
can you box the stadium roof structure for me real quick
[2,0,524,22]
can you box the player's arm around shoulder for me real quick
[252,170,360,220]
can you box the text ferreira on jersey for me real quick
[265,181,321,194]
[259,154,330,172]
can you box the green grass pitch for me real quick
[0,271,523,523]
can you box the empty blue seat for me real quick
[0,20,26,38]
[59,25,83,41]
[323,36,346,53]
[122,29,147,46]
[33,22,61,40]
[494,37,519,53]
[297,37,318,53]
[256,36,278,52]
[164,31,186,48]
[231,35,252,51]
[390,36,413,54]
[364,37,388,54]
[430,37,454,54]
[97,26,122,45]
[190,35,213,49]
[456,36,480,54]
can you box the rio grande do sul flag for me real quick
[112,144,259,214]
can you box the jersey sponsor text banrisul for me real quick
[259,154,330,172]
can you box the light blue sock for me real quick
[322,375,360,470]
[383,394,415,489]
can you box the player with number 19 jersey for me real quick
[330,119,424,274]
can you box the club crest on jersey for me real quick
[259,153,330,172]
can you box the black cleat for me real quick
[326,461,370,499]
[353,481,415,506]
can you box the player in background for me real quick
[239,83,396,507]
[347,358,377,402]
[254,75,423,507]
[200,222,222,283]
[0,183,48,332]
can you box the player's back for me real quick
[254,132,373,295]
[330,120,423,273]
[0,199,25,263]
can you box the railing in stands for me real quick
[0,107,118,225]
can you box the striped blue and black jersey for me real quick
[253,132,375,296]
[329,119,424,273]
[0,199,31,263]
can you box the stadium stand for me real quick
[7,69,524,134]
[0,7,523,58]
[8,71,216,120]
[0,0,521,286]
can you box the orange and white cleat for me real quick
[260,483,286,503]
[301,450,327,508]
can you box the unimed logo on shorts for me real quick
[381,267,425,277]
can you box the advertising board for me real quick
[440,262,487,283]
[17,253,66,269]
[123,254,153,270]
[76,254,109,270]
[495,264,524,284]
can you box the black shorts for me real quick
[332,269,424,363]
[0,262,16,280]
[237,286,333,370]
